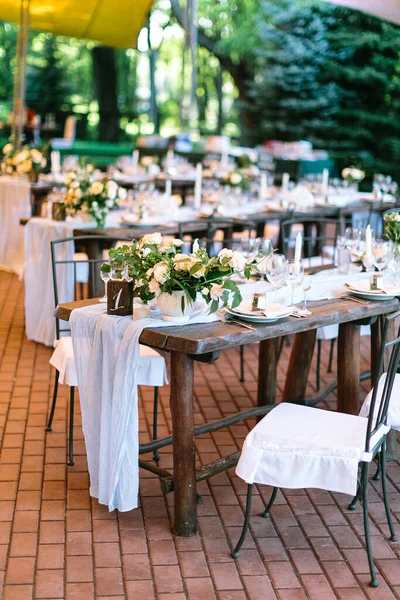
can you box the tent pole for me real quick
[11,0,30,150]
[189,0,198,130]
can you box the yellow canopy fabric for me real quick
[0,0,153,48]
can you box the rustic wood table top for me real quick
[55,295,400,355]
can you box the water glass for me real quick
[265,253,286,301]
[301,275,312,315]
[99,268,110,303]
[285,259,304,307]
[372,241,389,272]
[337,246,351,275]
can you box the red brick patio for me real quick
[1,270,400,599]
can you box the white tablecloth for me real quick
[23,212,131,347]
[70,301,219,512]
[0,177,31,277]
[24,218,76,347]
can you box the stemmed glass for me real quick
[240,237,260,265]
[123,264,133,282]
[300,275,312,315]
[99,266,110,303]
[265,253,286,302]
[285,259,304,308]
[372,241,389,272]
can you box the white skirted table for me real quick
[0,176,31,277]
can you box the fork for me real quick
[339,294,370,305]
[218,311,255,330]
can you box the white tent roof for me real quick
[324,0,400,25]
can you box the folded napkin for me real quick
[70,300,218,512]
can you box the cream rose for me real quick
[89,181,104,195]
[30,149,43,164]
[106,180,118,200]
[153,263,169,284]
[230,251,246,271]
[210,284,224,300]
[173,254,192,271]
[230,173,242,185]
[149,279,161,296]
[118,187,127,200]
[3,143,13,156]
[142,232,163,246]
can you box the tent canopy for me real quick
[324,0,400,25]
[0,0,153,48]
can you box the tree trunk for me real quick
[216,66,223,134]
[149,50,159,133]
[92,46,120,142]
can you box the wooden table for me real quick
[56,295,399,536]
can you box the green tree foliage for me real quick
[26,34,70,115]
[251,0,400,174]
[322,6,400,174]
[251,0,340,144]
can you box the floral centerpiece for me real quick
[384,212,400,256]
[223,170,252,191]
[65,168,127,228]
[342,166,365,186]
[1,143,46,181]
[102,232,251,322]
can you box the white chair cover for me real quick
[49,336,168,388]
[360,373,400,432]
[0,177,31,277]
[236,403,388,496]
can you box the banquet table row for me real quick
[16,191,398,347]
[55,280,400,536]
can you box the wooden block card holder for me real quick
[107,280,134,316]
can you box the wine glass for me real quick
[99,267,110,303]
[240,237,260,264]
[372,241,389,272]
[300,275,312,315]
[285,259,304,308]
[265,253,286,302]
[257,238,273,278]
[123,264,133,282]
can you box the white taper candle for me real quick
[194,163,202,209]
[294,232,302,265]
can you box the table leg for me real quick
[85,239,104,298]
[257,338,278,406]
[170,351,197,536]
[282,330,316,404]
[337,322,360,415]
[371,316,397,460]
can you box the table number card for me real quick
[107,281,134,316]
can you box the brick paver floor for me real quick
[1,270,400,599]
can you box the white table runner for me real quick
[70,300,219,512]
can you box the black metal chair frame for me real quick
[232,310,400,588]
[46,235,162,465]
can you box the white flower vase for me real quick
[157,290,195,323]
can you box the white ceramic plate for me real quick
[345,289,396,301]
[345,281,400,300]
[226,306,292,323]
[346,280,400,295]
[230,299,290,318]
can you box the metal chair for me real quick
[232,310,400,588]
[46,236,167,465]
